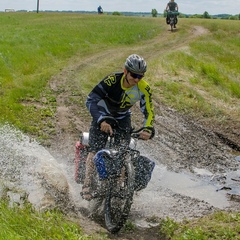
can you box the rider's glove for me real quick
[143,127,155,139]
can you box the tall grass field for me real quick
[0,13,239,135]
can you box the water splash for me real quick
[0,124,70,209]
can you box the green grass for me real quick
[2,199,240,239]
[1,14,239,134]
[150,18,240,123]
[0,201,107,240]
[159,212,240,239]
[0,12,160,135]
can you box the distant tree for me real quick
[178,13,186,18]
[190,14,202,18]
[239,13,240,20]
[151,9,158,17]
[203,11,211,19]
[229,15,238,20]
[112,11,121,15]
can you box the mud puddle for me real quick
[130,163,240,226]
[158,165,240,208]
[236,156,240,161]
[154,165,229,209]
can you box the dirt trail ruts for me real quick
[47,25,211,152]
[45,26,240,239]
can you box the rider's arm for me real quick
[86,73,121,124]
[165,3,169,11]
[86,76,111,122]
[86,91,103,122]
[137,80,155,135]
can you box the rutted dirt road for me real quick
[12,25,240,239]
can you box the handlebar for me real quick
[166,10,179,15]
[98,116,154,139]
[131,127,145,139]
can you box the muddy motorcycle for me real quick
[74,117,155,233]
[166,11,179,31]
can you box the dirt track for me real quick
[45,25,240,239]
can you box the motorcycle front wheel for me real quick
[104,157,135,233]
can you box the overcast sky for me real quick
[1,0,240,15]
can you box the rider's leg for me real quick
[174,16,178,28]
[81,120,108,200]
[166,15,170,24]
[81,152,96,200]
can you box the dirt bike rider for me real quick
[81,54,155,201]
[165,0,179,28]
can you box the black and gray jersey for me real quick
[86,72,154,129]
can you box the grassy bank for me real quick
[1,200,239,239]
[159,212,240,239]
[0,201,107,240]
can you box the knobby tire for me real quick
[170,18,174,32]
[104,157,135,233]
